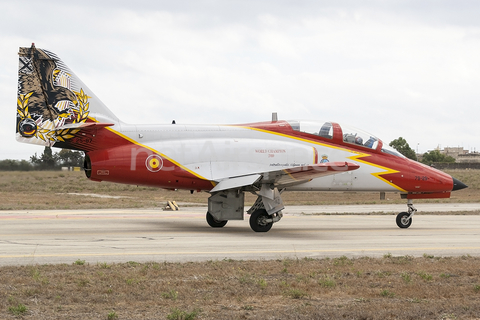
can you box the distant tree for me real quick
[389,137,417,161]
[30,146,59,170]
[42,147,56,168]
[421,150,455,166]
[0,159,34,171]
[29,153,41,166]
[57,149,84,167]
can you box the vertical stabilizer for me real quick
[16,44,120,148]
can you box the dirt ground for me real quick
[1,256,479,319]
[0,170,478,210]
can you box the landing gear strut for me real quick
[396,200,417,228]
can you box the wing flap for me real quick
[210,174,262,193]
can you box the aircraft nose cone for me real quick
[452,177,468,191]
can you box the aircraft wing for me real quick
[210,174,262,193]
[210,162,359,193]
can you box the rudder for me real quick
[16,44,120,150]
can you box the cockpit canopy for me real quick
[287,120,406,158]
[288,120,379,149]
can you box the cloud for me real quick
[2,0,480,159]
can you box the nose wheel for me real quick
[396,212,412,228]
[396,201,417,229]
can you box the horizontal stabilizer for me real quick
[55,122,114,131]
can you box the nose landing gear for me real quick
[396,200,417,228]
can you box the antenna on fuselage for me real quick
[272,112,278,122]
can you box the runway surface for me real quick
[1,204,479,266]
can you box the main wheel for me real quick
[249,209,273,232]
[206,212,227,228]
[396,212,412,229]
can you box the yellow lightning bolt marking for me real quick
[239,125,407,192]
[347,153,407,192]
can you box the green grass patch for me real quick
[167,308,199,320]
[380,290,395,298]
[285,289,308,299]
[417,271,433,281]
[161,289,178,300]
[401,272,411,283]
[8,303,28,316]
[318,277,336,288]
[73,259,86,266]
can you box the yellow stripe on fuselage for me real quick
[86,118,211,183]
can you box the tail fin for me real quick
[16,44,120,149]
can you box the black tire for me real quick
[396,212,412,229]
[249,209,273,232]
[206,212,227,228]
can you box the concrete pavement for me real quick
[0,205,479,266]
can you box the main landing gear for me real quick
[396,200,417,229]
[246,188,283,232]
[205,185,284,232]
[248,209,284,232]
[249,209,272,232]
[206,212,227,228]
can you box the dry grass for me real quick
[0,169,478,210]
[1,256,479,319]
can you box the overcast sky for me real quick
[2,0,480,160]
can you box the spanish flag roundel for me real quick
[145,154,163,172]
